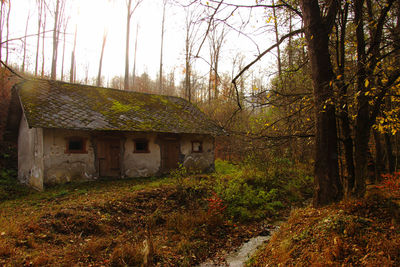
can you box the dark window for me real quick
[66,138,86,153]
[192,141,203,153]
[134,139,149,153]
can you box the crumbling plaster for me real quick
[18,114,44,190]
[181,134,215,172]
[43,128,96,185]
[19,124,215,189]
[123,133,161,177]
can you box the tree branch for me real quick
[231,28,304,109]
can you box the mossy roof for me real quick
[15,79,222,135]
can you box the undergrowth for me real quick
[0,158,313,266]
[213,158,313,222]
[249,180,400,266]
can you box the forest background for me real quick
[0,0,400,207]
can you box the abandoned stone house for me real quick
[7,79,222,190]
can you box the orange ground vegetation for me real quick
[251,187,400,266]
[0,178,268,266]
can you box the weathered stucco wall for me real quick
[123,133,160,177]
[43,129,96,185]
[20,126,215,188]
[180,134,215,172]
[18,115,44,190]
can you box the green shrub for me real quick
[215,159,240,175]
[214,175,283,221]
[0,168,32,201]
[213,157,313,221]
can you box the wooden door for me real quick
[97,138,121,177]
[161,140,180,172]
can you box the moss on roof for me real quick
[16,79,222,135]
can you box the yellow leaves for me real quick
[365,79,369,88]
[266,16,273,24]
[252,85,259,91]
[336,75,342,80]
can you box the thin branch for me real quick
[1,30,54,45]
[205,0,303,17]
[232,28,304,109]
[195,0,224,58]
[0,60,25,79]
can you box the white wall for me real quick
[181,134,215,172]
[20,127,215,187]
[123,133,161,177]
[42,129,96,185]
[18,115,44,190]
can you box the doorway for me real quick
[161,138,180,172]
[97,138,121,177]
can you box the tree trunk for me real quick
[373,130,384,182]
[300,0,342,207]
[159,0,166,94]
[22,13,30,73]
[385,133,395,173]
[70,24,77,83]
[5,0,10,64]
[51,0,60,80]
[0,2,3,62]
[97,31,107,87]
[353,0,370,197]
[41,10,47,77]
[61,19,68,81]
[35,0,43,76]
[272,0,282,77]
[124,0,132,90]
[336,2,355,195]
[132,24,139,89]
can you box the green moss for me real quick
[16,79,221,134]
[110,100,140,113]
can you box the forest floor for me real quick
[250,185,400,266]
[0,174,279,266]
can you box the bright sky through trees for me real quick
[6,0,275,85]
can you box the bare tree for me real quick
[97,30,108,87]
[132,23,139,89]
[35,0,44,76]
[41,3,47,77]
[0,1,4,61]
[183,3,202,102]
[22,13,31,73]
[0,0,11,63]
[208,21,226,101]
[60,17,69,81]
[50,0,61,79]
[159,0,167,93]
[272,0,282,77]
[70,24,77,83]
[5,0,10,64]
[124,0,142,90]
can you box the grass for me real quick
[0,164,274,266]
[0,159,314,266]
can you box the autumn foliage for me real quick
[377,172,400,198]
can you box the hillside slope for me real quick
[250,188,400,266]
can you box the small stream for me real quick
[199,226,279,267]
